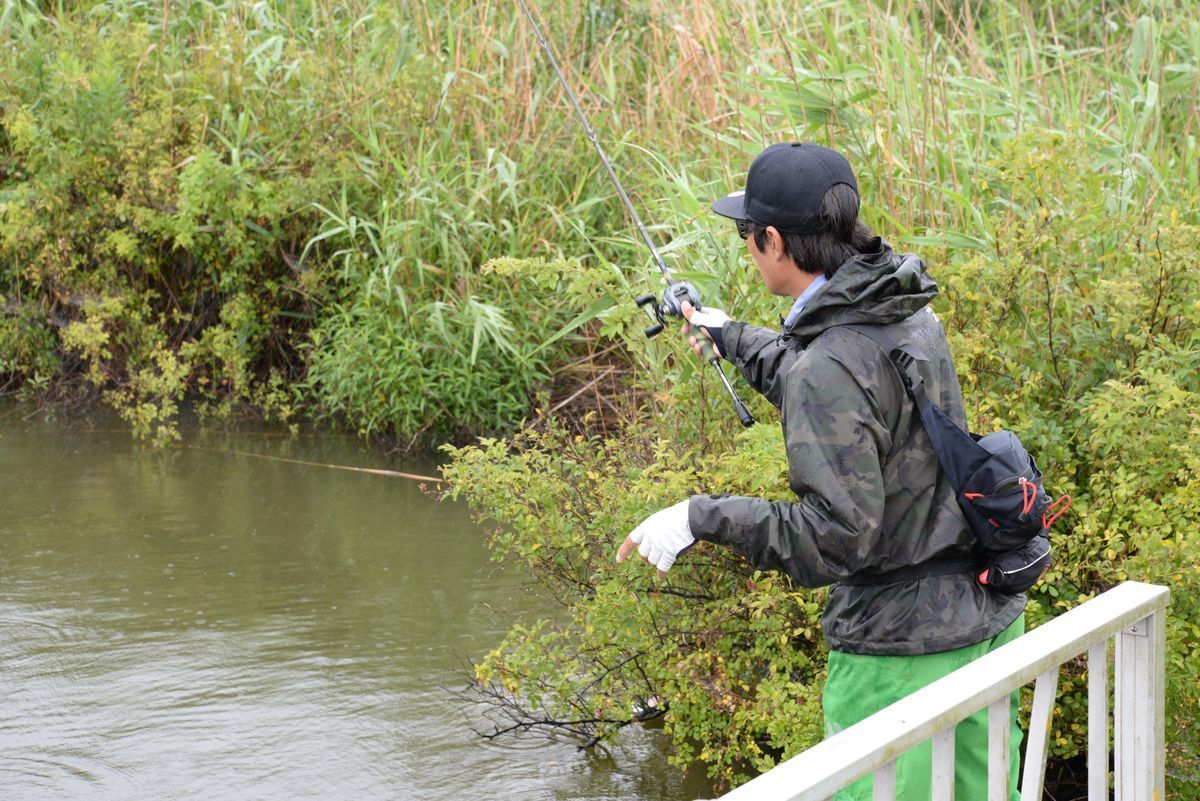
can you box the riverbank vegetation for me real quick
[3,0,1199,795]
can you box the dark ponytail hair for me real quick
[750,184,877,278]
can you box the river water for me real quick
[0,412,713,800]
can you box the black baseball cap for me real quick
[712,142,859,234]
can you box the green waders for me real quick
[822,614,1025,801]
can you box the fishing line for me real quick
[183,445,442,483]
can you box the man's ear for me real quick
[764,226,785,260]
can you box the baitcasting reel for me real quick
[636,282,755,428]
[635,282,702,338]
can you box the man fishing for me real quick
[616,142,1024,800]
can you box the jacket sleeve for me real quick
[722,321,801,410]
[687,346,893,586]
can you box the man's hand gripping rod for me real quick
[516,0,754,428]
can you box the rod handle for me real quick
[732,395,756,428]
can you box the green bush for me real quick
[443,421,829,787]
[0,13,320,440]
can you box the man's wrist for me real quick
[717,321,744,363]
[687,494,715,542]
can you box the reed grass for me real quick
[1,0,1196,436]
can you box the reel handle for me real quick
[634,292,658,309]
[635,293,664,337]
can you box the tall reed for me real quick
[2,0,1196,437]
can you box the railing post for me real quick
[931,727,955,801]
[1114,609,1167,800]
[1020,667,1059,800]
[1087,641,1108,801]
[988,698,1010,801]
[872,760,896,800]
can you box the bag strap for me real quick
[839,322,995,485]
[838,324,931,411]
[833,323,980,586]
[837,557,979,586]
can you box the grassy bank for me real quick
[4,0,1200,795]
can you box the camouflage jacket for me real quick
[687,240,1025,655]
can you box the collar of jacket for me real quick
[782,238,939,347]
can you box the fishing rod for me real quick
[515,0,754,428]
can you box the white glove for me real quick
[616,499,695,575]
[681,303,731,358]
[688,307,731,331]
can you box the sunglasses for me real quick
[736,219,752,240]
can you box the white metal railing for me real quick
[718,581,1170,801]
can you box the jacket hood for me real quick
[785,238,938,344]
